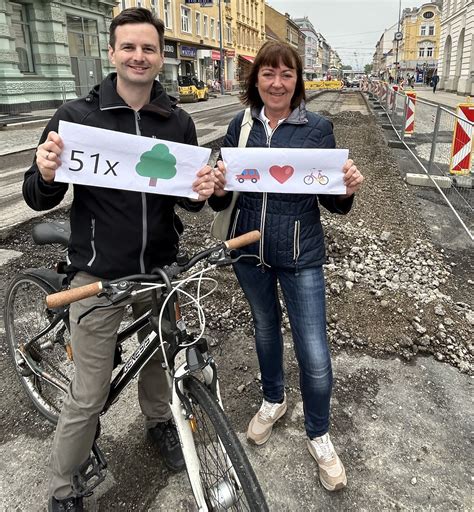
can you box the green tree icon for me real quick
[136,143,177,187]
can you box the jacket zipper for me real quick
[293,220,301,262]
[230,209,240,239]
[135,111,147,273]
[87,217,97,267]
[256,117,285,267]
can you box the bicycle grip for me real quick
[46,281,103,308]
[224,230,261,250]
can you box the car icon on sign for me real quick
[235,169,260,184]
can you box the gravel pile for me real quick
[1,109,472,378]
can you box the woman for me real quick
[209,41,363,491]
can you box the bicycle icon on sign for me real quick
[303,168,329,186]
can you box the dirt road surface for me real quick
[0,91,472,511]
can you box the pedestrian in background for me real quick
[210,40,363,492]
[23,8,215,512]
[431,72,440,93]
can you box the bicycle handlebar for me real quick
[46,281,103,309]
[45,230,261,309]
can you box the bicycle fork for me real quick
[171,363,243,511]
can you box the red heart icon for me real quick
[269,165,294,184]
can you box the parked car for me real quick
[235,169,260,184]
[178,75,209,103]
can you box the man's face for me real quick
[108,23,164,88]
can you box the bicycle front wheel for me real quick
[183,376,268,511]
[4,274,73,424]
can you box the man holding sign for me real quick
[23,8,214,512]
[210,41,363,493]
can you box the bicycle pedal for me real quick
[71,442,107,496]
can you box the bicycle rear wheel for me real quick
[183,376,268,511]
[4,273,73,424]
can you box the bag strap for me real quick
[238,107,253,147]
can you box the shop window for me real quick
[11,2,35,73]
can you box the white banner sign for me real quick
[221,147,349,194]
[55,121,212,199]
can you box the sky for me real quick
[266,0,431,69]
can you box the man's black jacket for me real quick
[23,73,204,279]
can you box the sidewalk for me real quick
[411,84,472,110]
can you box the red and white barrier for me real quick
[404,91,416,137]
[450,102,474,175]
[389,85,399,109]
[380,82,388,103]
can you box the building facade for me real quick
[293,16,319,80]
[398,0,442,83]
[0,0,115,114]
[437,0,473,95]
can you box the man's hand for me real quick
[192,165,215,201]
[35,131,63,184]
[340,159,364,198]
[213,160,228,197]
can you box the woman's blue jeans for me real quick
[233,262,332,439]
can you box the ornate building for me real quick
[0,0,115,114]
[437,0,473,95]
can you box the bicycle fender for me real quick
[21,268,67,293]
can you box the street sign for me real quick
[394,31,403,41]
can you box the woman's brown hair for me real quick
[240,40,306,111]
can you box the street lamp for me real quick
[217,0,225,95]
[394,0,402,79]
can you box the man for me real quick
[23,8,215,512]
[431,72,440,93]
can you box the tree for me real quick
[135,144,177,187]
[364,64,373,75]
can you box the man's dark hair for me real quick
[109,7,165,53]
[241,41,306,111]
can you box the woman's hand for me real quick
[192,165,215,201]
[213,160,228,197]
[341,159,364,198]
[35,131,63,183]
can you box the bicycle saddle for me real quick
[32,220,70,247]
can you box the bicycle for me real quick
[303,169,329,186]
[4,221,268,511]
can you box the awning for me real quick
[239,55,254,63]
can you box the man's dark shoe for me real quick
[48,495,84,512]
[147,419,185,472]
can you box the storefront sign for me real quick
[163,41,177,59]
[225,49,236,57]
[211,50,221,61]
[180,45,197,59]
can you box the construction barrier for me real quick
[404,91,416,137]
[304,80,343,90]
[449,101,474,176]
[380,82,388,103]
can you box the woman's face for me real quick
[256,61,297,115]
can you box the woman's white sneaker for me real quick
[307,433,347,491]
[247,396,287,445]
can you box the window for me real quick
[428,26,434,35]
[203,15,209,37]
[427,47,433,57]
[418,47,425,57]
[423,11,434,19]
[11,3,34,73]
[226,22,232,44]
[164,0,173,29]
[210,18,215,39]
[217,20,220,39]
[181,6,191,33]
[195,12,201,35]
[67,15,100,58]
[420,25,426,36]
